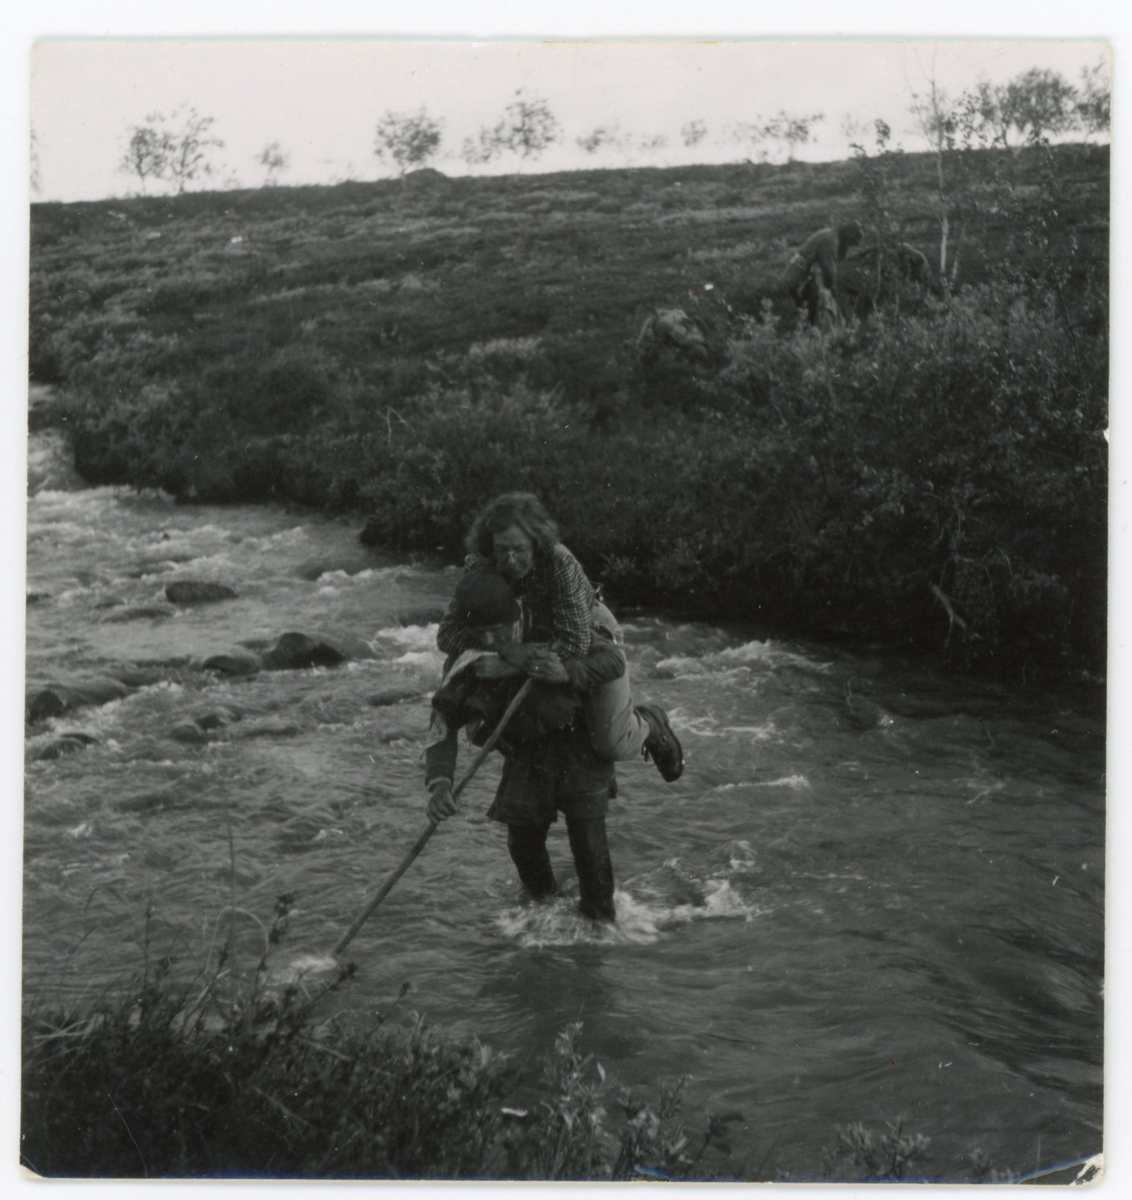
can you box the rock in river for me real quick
[26,677,133,723]
[165,581,239,605]
[32,732,99,761]
[194,705,243,731]
[168,721,210,745]
[260,631,376,670]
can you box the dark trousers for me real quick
[506,817,616,921]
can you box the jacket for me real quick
[424,630,624,826]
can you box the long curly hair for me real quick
[466,492,561,559]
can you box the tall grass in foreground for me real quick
[22,896,1058,1182]
[21,900,739,1180]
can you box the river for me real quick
[22,432,1104,1183]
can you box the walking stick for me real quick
[331,677,534,956]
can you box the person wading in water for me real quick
[426,570,624,921]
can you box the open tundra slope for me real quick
[28,147,1109,676]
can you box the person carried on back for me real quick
[436,492,684,783]
[426,569,623,921]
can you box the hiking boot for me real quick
[636,703,684,782]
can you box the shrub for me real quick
[824,1119,932,1182]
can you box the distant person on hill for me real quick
[779,221,863,325]
[436,492,684,782]
[426,570,623,921]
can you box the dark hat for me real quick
[453,571,521,628]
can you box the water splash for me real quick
[718,640,830,672]
[712,775,811,791]
[655,654,717,677]
[496,866,758,949]
[378,623,443,650]
[657,640,828,679]
[675,711,780,742]
[393,649,444,669]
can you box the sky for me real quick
[30,38,1110,201]
[4,3,1131,1200]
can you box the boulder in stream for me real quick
[32,732,99,761]
[165,581,239,605]
[260,631,376,670]
[194,705,243,731]
[176,701,274,737]
[168,721,210,745]
[26,677,133,724]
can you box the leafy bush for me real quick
[824,1119,932,1182]
[498,1020,740,1180]
[703,280,1106,669]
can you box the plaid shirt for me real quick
[436,543,595,661]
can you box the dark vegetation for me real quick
[21,903,742,1181]
[22,901,1020,1183]
[29,143,1108,679]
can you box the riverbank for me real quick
[30,145,1108,679]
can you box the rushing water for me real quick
[23,436,1104,1182]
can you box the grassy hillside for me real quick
[29,146,1109,678]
